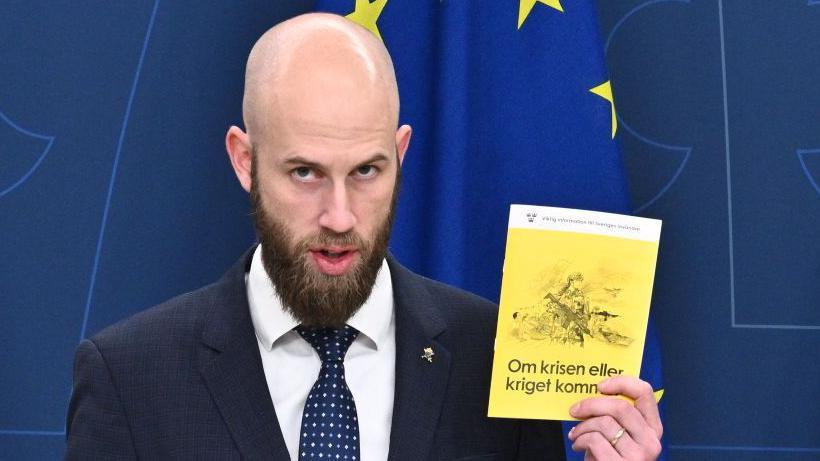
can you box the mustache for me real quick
[296,230,368,251]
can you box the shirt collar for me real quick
[246,244,394,352]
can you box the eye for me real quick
[354,165,378,179]
[291,167,316,181]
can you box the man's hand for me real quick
[566,376,663,461]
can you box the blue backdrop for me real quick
[1,1,818,460]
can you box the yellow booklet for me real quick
[488,204,661,421]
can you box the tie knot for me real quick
[295,325,359,363]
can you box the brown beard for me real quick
[250,156,399,328]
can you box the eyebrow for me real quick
[357,153,391,165]
[282,153,391,168]
[283,156,322,168]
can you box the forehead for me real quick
[268,115,393,161]
[258,73,396,162]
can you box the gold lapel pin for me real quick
[421,347,435,363]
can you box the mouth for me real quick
[309,247,359,276]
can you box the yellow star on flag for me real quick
[518,0,564,29]
[346,0,388,42]
[589,80,618,139]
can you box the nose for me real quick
[318,181,357,234]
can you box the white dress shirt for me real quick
[246,245,396,461]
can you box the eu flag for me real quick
[314,1,664,458]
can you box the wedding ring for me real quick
[609,427,625,446]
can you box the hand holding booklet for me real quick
[488,205,661,421]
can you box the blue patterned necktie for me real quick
[295,325,361,461]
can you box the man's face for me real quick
[249,81,403,327]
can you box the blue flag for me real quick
[314,1,664,458]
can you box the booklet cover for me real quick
[488,204,662,421]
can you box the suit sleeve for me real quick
[65,339,138,461]
[516,420,567,460]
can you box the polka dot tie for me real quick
[294,325,361,461]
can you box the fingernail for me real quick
[570,403,580,416]
[568,426,575,437]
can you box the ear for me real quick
[395,124,412,166]
[225,125,253,192]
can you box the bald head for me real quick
[242,13,400,141]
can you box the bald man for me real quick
[66,13,662,461]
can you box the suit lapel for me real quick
[196,249,291,460]
[194,251,454,460]
[387,257,452,461]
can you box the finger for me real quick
[598,376,663,438]
[568,415,620,442]
[571,431,622,461]
[570,416,643,458]
[570,396,657,447]
[611,427,661,461]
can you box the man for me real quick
[66,13,662,461]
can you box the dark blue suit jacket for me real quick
[66,250,564,460]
